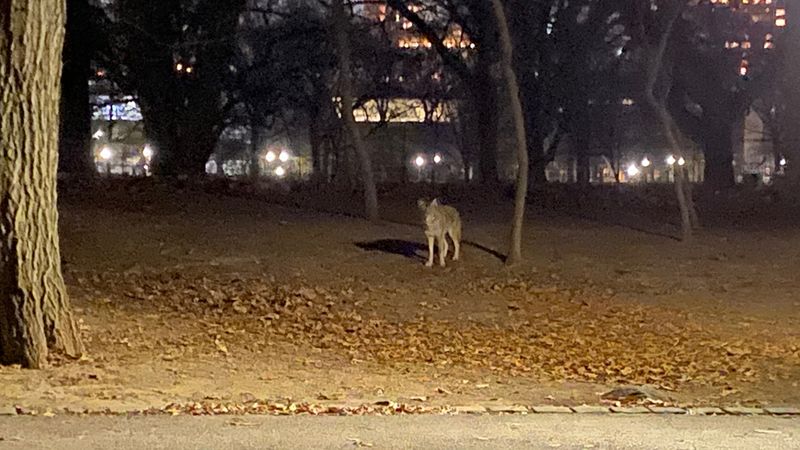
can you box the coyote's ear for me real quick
[430,198,439,206]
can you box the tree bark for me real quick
[1,0,85,368]
[332,0,378,220]
[491,0,529,266]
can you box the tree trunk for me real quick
[643,4,696,242]
[331,0,379,221]
[527,130,548,188]
[573,118,592,185]
[491,0,529,266]
[250,124,261,179]
[309,107,323,184]
[58,0,94,175]
[575,151,591,186]
[529,158,549,187]
[146,110,216,177]
[1,0,85,368]
[471,70,500,184]
[702,121,736,191]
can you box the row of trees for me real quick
[56,1,798,188]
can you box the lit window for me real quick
[776,17,786,27]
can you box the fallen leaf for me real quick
[214,336,229,354]
[347,438,374,447]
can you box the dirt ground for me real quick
[1,179,799,414]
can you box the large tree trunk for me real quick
[471,69,500,184]
[702,120,736,191]
[143,99,216,177]
[331,0,379,221]
[491,0,529,266]
[0,0,85,369]
[58,0,94,175]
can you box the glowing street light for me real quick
[641,157,651,167]
[100,147,113,160]
[175,62,184,72]
[265,151,276,162]
[279,150,290,162]
[626,164,640,177]
[414,155,426,167]
[677,157,686,166]
[433,154,442,164]
[274,166,286,177]
[780,157,787,167]
[142,145,154,160]
[666,155,676,165]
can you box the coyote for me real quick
[417,198,462,267]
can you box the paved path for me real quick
[0,415,798,449]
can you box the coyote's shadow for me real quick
[355,239,426,260]
[355,238,506,263]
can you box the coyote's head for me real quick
[417,198,439,211]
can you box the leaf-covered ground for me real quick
[1,181,799,412]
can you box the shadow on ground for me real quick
[356,238,507,263]
[355,239,425,260]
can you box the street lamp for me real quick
[274,166,286,177]
[641,157,651,167]
[666,155,676,165]
[265,151,276,162]
[780,157,787,167]
[279,150,290,162]
[414,155,426,183]
[100,147,113,175]
[626,164,640,178]
[433,154,442,164]
[677,157,686,166]
[142,145,154,160]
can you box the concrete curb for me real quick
[3,403,800,417]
